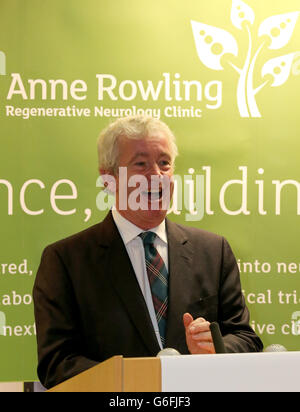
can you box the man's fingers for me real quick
[189,320,210,334]
[191,331,212,342]
[183,313,194,329]
[183,314,216,355]
[196,341,215,353]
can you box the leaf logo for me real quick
[262,53,297,87]
[191,21,238,70]
[258,12,299,50]
[191,1,300,117]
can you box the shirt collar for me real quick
[112,208,167,245]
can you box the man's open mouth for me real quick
[142,189,163,202]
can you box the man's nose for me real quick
[147,163,162,176]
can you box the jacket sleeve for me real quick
[219,238,264,353]
[33,245,98,389]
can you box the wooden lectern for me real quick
[48,351,300,392]
[48,356,161,392]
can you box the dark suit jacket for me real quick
[33,212,263,389]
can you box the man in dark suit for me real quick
[33,116,263,389]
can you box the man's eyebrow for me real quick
[129,152,149,162]
[129,151,172,163]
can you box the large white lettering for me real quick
[7,73,88,101]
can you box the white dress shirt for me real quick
[112,208,168,349]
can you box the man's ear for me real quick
[99,168,116,179]
[99,168,110,176]
[99,168,117,194]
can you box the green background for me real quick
[0,0,299,382]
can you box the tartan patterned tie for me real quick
[139,231,168,347]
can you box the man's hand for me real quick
[183,313,216,354]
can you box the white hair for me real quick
[97,115,178,173]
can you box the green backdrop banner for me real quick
[0,0,299,382]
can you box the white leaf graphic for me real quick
[258,12,299,50]
[191,20,238,70]
[231,0,255,30]
[261,53,296,87]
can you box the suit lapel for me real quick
[101,213,161,355]
[165,220,194,352]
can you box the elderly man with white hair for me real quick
[33,115,263,389]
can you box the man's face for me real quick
[114,132,174,230]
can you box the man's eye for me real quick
[135,162,146,167]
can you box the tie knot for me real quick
[139,231,156,245]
